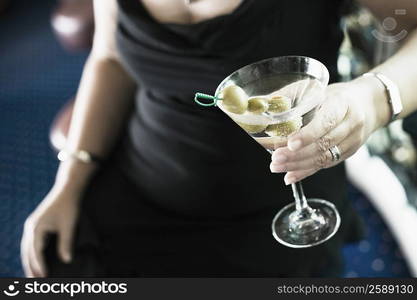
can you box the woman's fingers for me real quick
[271,116,354,172]
[21,218,47,277]
[284,168,318,185]
[27,225,46,277]
[256,136,288,151]
[282,136,358,184]
[280,139,349,174]
[32,227,47,277]
[20,233,34,277]
[287,96,348,151]
[58,225,74,264]
[28,244,42,277]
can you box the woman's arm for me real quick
[56,0,136,192]
[21,0,135,277]
[270,1,417,184]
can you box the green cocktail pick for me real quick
[194,93,222,107]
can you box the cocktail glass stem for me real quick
[292,181,308,211]
[288,181,326,234]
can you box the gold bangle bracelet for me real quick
[57,149,103,164]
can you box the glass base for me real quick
[271,199,341,248]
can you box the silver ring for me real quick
[329,145,341,162]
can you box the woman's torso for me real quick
[115,0,350,220]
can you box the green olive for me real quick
[236,122,267,134]
[221,85,248,114]
[265,118,302,137]
[267,95,292,113]
[247,97,269,114]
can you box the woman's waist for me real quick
[115,134,348,219]
[117,137,287,218]
[127,103,269,165]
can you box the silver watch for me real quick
[362,72,403,123]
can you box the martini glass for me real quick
[195,56,340,248]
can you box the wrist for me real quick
[54,159,99,193]
[352,75,391,132]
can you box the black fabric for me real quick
[45,142,352,277]
[45,0,365,277]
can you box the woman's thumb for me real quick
[58,227,74,263]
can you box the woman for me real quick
[21,0,417,277]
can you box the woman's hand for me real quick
[270,77,390,184]
[20,184,81,277]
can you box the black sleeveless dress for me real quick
[44,0,364,277]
